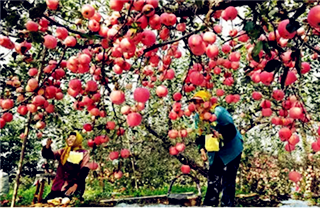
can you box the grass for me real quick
[0,184,51,207]
[1,180,208,206]
[0,178,253,207]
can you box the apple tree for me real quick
[2,0,320,206]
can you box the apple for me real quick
[0,118,6,129]
[114,171,123,179]
[46,0,59,10]
[169,146,179,155]
[26,21,38,31]
[88,162,99,170]
[83,123,93,131]
[120,149,130,158]
[134,88,150,103]
[110,90,125,105]
[156,85,168,97]
[127,112,142,127]
[87,139,95,147]
[308,5,320,29]
[168,129,179,139]
[175,142,185,152]
[106,121,116,130]
[81,4,95,19]
[44,35,57,49]
[278,19,296,39]
[181,165,191,174]
[221,6,238,21]
[279,127,292,141]
[289,107,303,119]
[288,171,301,183]
[109,151,119,160]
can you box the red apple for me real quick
[87,139,95,147]
[134,88,150,103]
[81,4,95,19]
[109,151,119,160]
[279,127,292,141]
[88,162,99,170]
[288,171,301,183]
[110,90,125,105]
[156,85,168,97]
[127,112,142,127]
[308,5,320,29]
[120,149,130,158]
[169,146,179,155]
[175,142,185,152]
[181,165,191,174]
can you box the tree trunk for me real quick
[11,47,47,207]
[11,112,32,207]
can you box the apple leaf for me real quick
[281,67,289,89]
[244,21,263,39]
[286,19,300,34]
[29,32,44,44]
[262,41,271,57]
[265,60,282,72]
[11,52,18,61]
[252,41,263,62]
[291,49,301,76]
[195,0,204,8]
[29,3,47,19]
[244,21,255,32]
[241,75,251,85]
[268,40,285,53]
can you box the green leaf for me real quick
[5,13,19,26]
[265,60,282,72]
[195,0,203,8]
[29,3,47,19]
[244,21,255,32]
[252,41,263,62]
[81,33,102,40]
[241,76,251,85]
[244,21,263,40]
[15,38,25,43]
[286,19,300,34]
[262,41,271,57]
[291,49,301,76]
[29,32,44,43]
[281,67,289,89]
[268,8,278,17]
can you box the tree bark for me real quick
[144,122,208,177]
[11,112,32,207]
[11,48,47,207]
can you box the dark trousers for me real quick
[203,153,242,207]
[44,184,85,201]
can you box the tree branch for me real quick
[143,122,208,177]
[144,28,204,53]
[159,0,261,17]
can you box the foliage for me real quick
[0,119,40,182]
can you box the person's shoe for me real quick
[61,197,71,206]
[47,197,62,205]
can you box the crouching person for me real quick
[42,131,90,204]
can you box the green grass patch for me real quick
[0,185,51,207]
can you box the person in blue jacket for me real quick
[190,90,243,207]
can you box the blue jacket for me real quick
[194,106,243,165]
